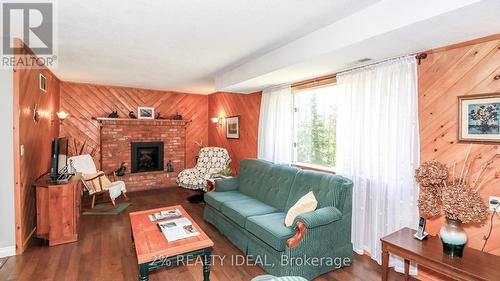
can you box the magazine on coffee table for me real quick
[148,209,181,222]
[157,217,200,242]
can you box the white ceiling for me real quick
[216,0,500,92]
[52,0,500,94]
[53,0,378,94]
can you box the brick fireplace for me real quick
[98,118,189,192]
[131,141,164,173]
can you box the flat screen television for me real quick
[50,137,69,181]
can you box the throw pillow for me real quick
[285,191,317,227]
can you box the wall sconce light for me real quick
[211,117,223,127]
[56,111,69,124]
[33,104,40,124]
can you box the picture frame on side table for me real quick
[226,116,240,139]
[458,93,500,143]
[138,107,155,119]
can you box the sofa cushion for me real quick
[204,191,252,211]
[254,165,299,211]
[246,213,295,252]
[220,198,278,227]
[239,159,273,197]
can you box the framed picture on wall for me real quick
[458,93,500,143]
[39,73,47,92]
[226,116,240,139]
[138,107,155,119]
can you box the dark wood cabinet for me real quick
[35,174,82,246]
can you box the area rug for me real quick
[82,202,131,216]
[0,257,7,270]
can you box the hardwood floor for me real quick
[0,188,416,281]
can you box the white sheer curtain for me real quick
[336,56,420,274]
[258,85,293,164]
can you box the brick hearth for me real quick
[98,118,189,192]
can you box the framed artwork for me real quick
[138,107,154,119]
[39,73,47,92]
[458,93,500,143]
[226,116,240,139]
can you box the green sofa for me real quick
[204,159,353,280]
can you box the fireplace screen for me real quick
[131,142,164,173]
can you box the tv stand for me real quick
[35,173,82,246]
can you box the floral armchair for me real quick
[176,147,231,192]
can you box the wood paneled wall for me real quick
[60,82,208,169]
[419,36,500,256]
[13,42,60,253]
[208,92,262,173]
[60,84,261,177]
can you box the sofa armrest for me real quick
[214,177,239,192]
[287,207,343,248]
[293,206,342,229]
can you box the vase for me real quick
[439,218,467,257]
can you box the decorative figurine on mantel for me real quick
[108,110,119,118]
[155,112,166,119]
[129,111,137,119]
[173,112,183,120]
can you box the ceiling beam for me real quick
[215,0,490,93]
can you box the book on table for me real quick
[148,209,181,222]
[158,217,200,242]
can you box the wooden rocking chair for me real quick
[68,154,127,209]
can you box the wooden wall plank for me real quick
[13,42,60,254]
[207,92,262,173]
[419,38,500,256]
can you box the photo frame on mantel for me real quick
[226,116,240,139]
[458,93,500,143]
[138,107,154,119]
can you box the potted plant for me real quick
[415,148,489,257]
[219,167,233,178]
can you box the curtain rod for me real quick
[336,53,427,76]
[268,52,427,91]
[263,83,292,92]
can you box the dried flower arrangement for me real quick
[415,145,490,224]
[70,136,97,157]
[194,140,205,150]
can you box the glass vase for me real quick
[439,217,467,257]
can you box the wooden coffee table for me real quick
[129,205,214,281]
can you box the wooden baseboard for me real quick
[16,227,36,255]
[23,227,36,248]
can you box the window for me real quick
[293,84,339,169]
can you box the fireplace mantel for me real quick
[95,117,191,127]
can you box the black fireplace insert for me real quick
[131,142,164,173]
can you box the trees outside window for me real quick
[293,85,338,168]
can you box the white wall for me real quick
[0,68,16,257]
